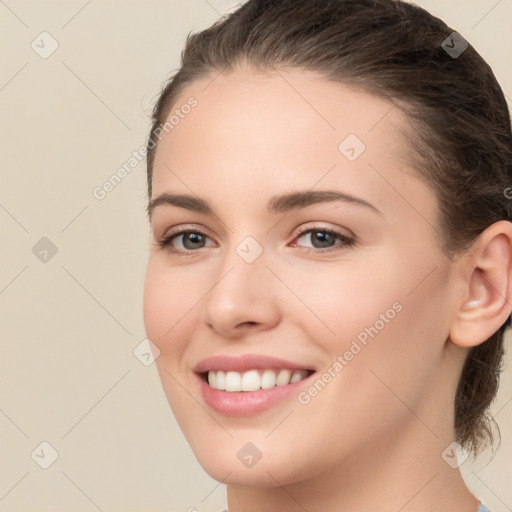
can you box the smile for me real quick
[193,353,318,416]
[204,369,314,392]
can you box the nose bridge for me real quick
[214,233,269,293]
[199,234,280,335]
[206,234,268,307]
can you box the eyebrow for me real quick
[147,189,381,218]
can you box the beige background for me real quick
[0,1,511,511]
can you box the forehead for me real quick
[158,67,407,154]
[150,68,435,224]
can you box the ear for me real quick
[449,220,512,347]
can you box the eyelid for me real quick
[290,221,354,241]
[155,223,213,242]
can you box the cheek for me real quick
[143,279,169,345]
[143,261,202,432]
[289,255,446,404]
[142,259,196,343]
[323,266,449,417]
[284,259,404,347]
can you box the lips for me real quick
[192,354,317,416]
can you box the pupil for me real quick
[313,231,333,248]
[184,233,204,249]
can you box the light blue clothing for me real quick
[220,506,491,511]
[222,505,491,511]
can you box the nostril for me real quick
[238,321,257,328]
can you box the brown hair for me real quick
[146,0,512,458]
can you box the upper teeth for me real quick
[207,369,310,392]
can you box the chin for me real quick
[199,457,289,487]
[188,437,308,487]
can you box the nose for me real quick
[200,249,281,338]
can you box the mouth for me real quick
[193,353,318,416]
[200,368,316,392]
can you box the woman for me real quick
[143,0,511,510]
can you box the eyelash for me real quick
[155,225,355,256]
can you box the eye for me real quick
[291,226,355,254]
[155,227,214,255]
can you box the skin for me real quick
[143,65,512,512]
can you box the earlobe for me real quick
[449,220,512,348]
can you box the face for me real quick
[143,67,461,487]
